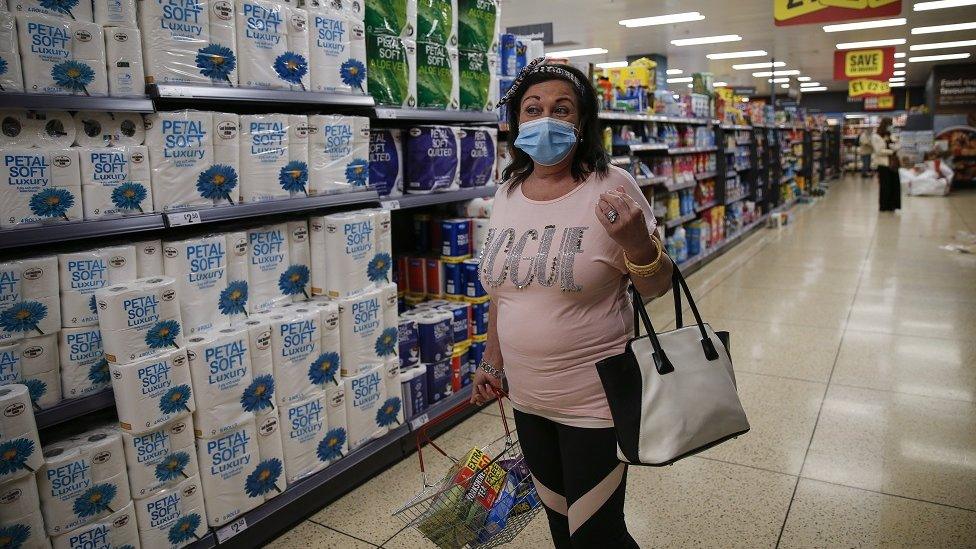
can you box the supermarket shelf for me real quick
[695,201,718,213]
[150,85,376,109]
[695,171,717,181]
[735,140,752,145]
[664,178,696,192]
[382,186,497,210]
[669,146,717,155]
[0,93,155,112]
[0,215,165,251]
[664,212,697,228]
[35,390,115,430]
[678,215,768,275]
[725,194,748,206]
[187,189,380,225]
[721,124,753,130]
[635,175,669,187]
[629,143,669,152]
[374,108,498,123]
[611,156,632,165]
[598,112,710,124]
[735,165,751,172]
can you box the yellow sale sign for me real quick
[846,49,883,77]
[775,0,901,26]
[849,79,890,97]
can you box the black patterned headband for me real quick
[496,57,587,109]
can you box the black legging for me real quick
[514,409,639,548]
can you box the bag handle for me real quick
[414,389,511,479]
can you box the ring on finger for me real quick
[606,209,618,223]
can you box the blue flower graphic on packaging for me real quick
[155,451,191,482]
[87,358,110,385]
[367,252,391,283]
[278,160,309,195]
[278,265,310,299]
[244,458,283,497]
[51,61,94,95]
[0,301,47,335]
[218,281,248,317]
[145,320,180,349]
[316,427,346,462]
[167,513,202,545]
[159,384,192,415]
[0,438,36,475]
[39,0,79,18]
[340,59,366,92]
[273,52,308,90]
[374,327,398,357]
[196,44,236,84]
[0,58,8,92]
[29,188,75,220]
[240,374,274,412]
[24,379,47,409]
[0,524,31,549]
[88,294,97,315]
[73,483,117,518]
[308,352,339,386]
[345,158,369,186]
[375,397,401,427]
[196,164,238,204]
[110,183,147,212]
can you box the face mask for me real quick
[514,117,578,166]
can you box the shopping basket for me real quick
[392,393,543,549]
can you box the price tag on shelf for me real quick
[165,210,201,227]
[381,200,400,211]
[409,413,430,430]
[215,517,247,543]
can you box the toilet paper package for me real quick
[9,0,94,21]
[459,126,495,187]
[163,235,228,335]
[236,0,306,90]
[110,348,193,433]
[319,378,348,462]
[309,298,339,357]
[269,307,320,405]
[279,392,326,483]
[337,287,385,375]
[0,511,48,549]
[1,148,83,228]
[425,356,450,403]
[368,128,403,197]
[319,211,375,297]
[0,13,25,93]
[23,367,60,408]
[308,0,364,20]
[401,364,427,418]
[1,256,58,306]
[17,332,58,376]
[0,110,32,148]
[212,112,241,202]
[0,384,43,484]
[285,6,310,91]
[286,221,310,303]
[416,310,451,362]
[17,14,108,96]
[398,317,419,370]
[344,363,388,450]
[95,277,182,346]
[382,357,403,425]
[458,48,490,111]
[239,114,290,202]
[95,0,138,26]
[371,208,392,257]
[0,343,21,384]
[285,114,310,193]
[404,125,459,193]
[366,33,415,107]
[307,114,370,194]
[104,26,146,97]
[51,501,140,549]
[27,110,76,149]
[246,223,290,312]
[224,230,249,283]
[241,313,272,378]
[59,245,137,328]
[415,41,457,109]
[0,475,45,545]
[417,0,455,45]
[472,218,489,255]
[195,415,263,527]
[308,217,327,296]
[73,111,114,147]
[458,0,496,52]
[37,428,131,535]
[253,408,286,500]
[135,239,164,277]
[185,326,254,437]
[308,9,356,93]
[133,474,208,549]
[120,416,197,498]
[364,0,415,37]
[59,326,108,399]
[80,145,153,219]
[139,0,238,87]
[0,294,60,344]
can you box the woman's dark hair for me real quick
[501,63,609,190]
[877,116,893,137]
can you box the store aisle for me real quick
[268,175,976,548]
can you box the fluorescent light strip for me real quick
[753,70,800,77]
[713,81,727,87]
[893,70,906,76]
[913,0,976,9]
[895,52,907,58]
[802,86,828,91]
[889,82,906,87]
[823,17,906,32]
[800,82,822,87]
[911,21,976,33]
[619,11,705,27]
[706,50,767,59]
[672,34,742,46]
[797,76,812,81]
[836,38,906,49]
[781,83,790,88]
[894,62,906,67]
[845,114,866,118]
[910,39,976,50]
[909,52,972,62]
[768,77,790,83]
[545,47,608,58]
[732,61,785,70]
[666,69,684,75]
[596,61,628,69]
[889,77,906,81]
[667,77,693,83]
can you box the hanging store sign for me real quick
[849,79,890,97]
[774,0,902,26]
[864,94,895,110]
[833,47,895,80]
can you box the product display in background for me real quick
[1,149,82,228]
[307,114,370,194]
[17,13,108,96]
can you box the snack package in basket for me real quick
[479,458,540,543]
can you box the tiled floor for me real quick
[269,176,976,548]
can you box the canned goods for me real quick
[441,218,472,258]
[406,257,426,295]
[438,302,471,345]
[424,258,443,298]
[462,258,485,298]
[470,300,489,336]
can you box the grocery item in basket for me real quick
[478,457,538,543]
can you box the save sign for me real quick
[849,79,891,97]
[834,47,894,80]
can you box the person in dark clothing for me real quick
[872,117,901,211]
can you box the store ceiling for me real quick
[498,0,976,94]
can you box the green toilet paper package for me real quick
[367,33,417,107]
[417,42,459,109]
[459,49,491,111]
[417,0,457,46]
[458,0,498,52]
[366,0,417,37]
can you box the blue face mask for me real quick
[514,117,578,166]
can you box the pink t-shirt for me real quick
[480,165,656,420]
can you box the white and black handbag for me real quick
[595,267,749,466]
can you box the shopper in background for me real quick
[471,58,673,549]
[858,128,873,177]
[872,117,901,211]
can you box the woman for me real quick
[872,117,901,211]
[471,59,673,548]
[858,128,873,178]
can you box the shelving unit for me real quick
[0,93,155,112]
[381,186,498,210]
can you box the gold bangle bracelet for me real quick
[625,236,664,278]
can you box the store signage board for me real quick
[733,86,757,96]
[865,94,895,110]
[505,23,553,44]
[932,63,976,114]
[849,79,890,97]
[834,47,894,80]
[774,0,902,26]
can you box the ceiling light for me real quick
[672,34,742,46]
[800,82,822,87]
[673,94,680,99]
[780,83,790,88]
[753,70,800,77]
[666,69,684,75]
[823,18,906,32]
[845,114,867,118]
[732,61,785,70]
[911,21,976,33]
[767,77,790,83]
[596,61,628,69]
[889,77,906,81]
[909,52,972,62]
[706,50,767,59]
[797,76,812,81]
[667,77,693,83]
[836,38,907,49]
[619,12,705,27]
[893,70,906,76]
[894,52,906,58]
[914,0,976,9]
[910,39,976,50]
[894,62,906,67]
[687,83,693,88]
[713,81,727,87]
[889,82,906,87]
[802,86,828,91]
[544,47,608,58]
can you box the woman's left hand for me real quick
[596,185,654,261]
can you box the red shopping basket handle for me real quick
[414,388,511,475]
